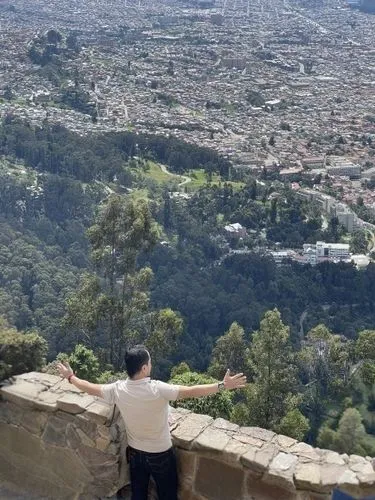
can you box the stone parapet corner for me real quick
[0,371,114,424]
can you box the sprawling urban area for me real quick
[0,0,375,264]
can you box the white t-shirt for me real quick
[101,377,180,453]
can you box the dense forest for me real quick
[1,118,375,455]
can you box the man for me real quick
[57,345,246,500]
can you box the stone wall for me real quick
[0,372,128,499]
[1,372,375,500]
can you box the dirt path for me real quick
[159,164,191,187]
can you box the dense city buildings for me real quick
[0,0,375,253]
[0,0,374,166]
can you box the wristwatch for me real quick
[218,381,225,391]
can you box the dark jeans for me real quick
[127,446,178,500]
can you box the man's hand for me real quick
[56,361,103,397]
[56,361,74,380]
[223,369,247,390]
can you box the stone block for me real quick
[42,415,67,447]
[246,471,297,500]
[234,433,265,448]
[53,379,82,393]
[270,452,298,472]
[337,469,359,492]
[0,401,23,425]
[213,417,239,433]
[35,390,60,412]
[294,462,321,490]
[319,464,347,492]
[76,413,100,440]
[20,410,48,436]
[321,450,345,466]
[98,423,112,441]
[350,460,373,474]
[193,427,230,453]
[224,438,251,463]
[66,423,81,449]
[240,426,276,442]
[95,436,110,452]
[85,399,113,425]
[56,410,98,440]
[241,443,278,473]
[290,442,321,462]
[176,448,197,488]
[171,413,213,450]
[76,427,95,447]
[264,452,298,490]
[195,456,244,500]
[1,380,46,408]
[357,471,375,485]
[77,444,119,480]
[274,434,298,450]
[349,454,367,464]
[57,392,94,414]
[16,372,60,388]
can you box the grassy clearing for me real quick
[0,157,35,180]
[138,161,245,192]
[129,188,149,201]
[187,169,245,191]
[143,161,181,184]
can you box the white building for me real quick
[315,241,350,260]
[327,157,361,179]
[270,250,298,265]
[302,241,350,264]
[224,223,247,238]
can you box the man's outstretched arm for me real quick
[57,362,104,398]
[177,369,246,400]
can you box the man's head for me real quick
[124,345,151,379]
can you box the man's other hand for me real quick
[223,369,247,390]
[56,361,74,380]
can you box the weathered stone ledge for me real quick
[1,372,375,500]
[169,412,375,500]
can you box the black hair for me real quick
[124,345,150,378]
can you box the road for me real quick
[159,164,191,187]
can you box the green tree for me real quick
[269,198,277,224]
[208,322,250,379]
[317,424,336,450]
[356,329,375,360]
[169,370,233,420]
[64,195,182,370]
[356,329,375,385]
[68,344,100,382]
[0,318,47,381]
[170,362,190,378]
[231,402,250,426]
[299,324,353,437]
[247,309,299,429]
[277,409,310,441]
[250,180,257,201]
[350,230,368,254]
[335,408,367,455]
